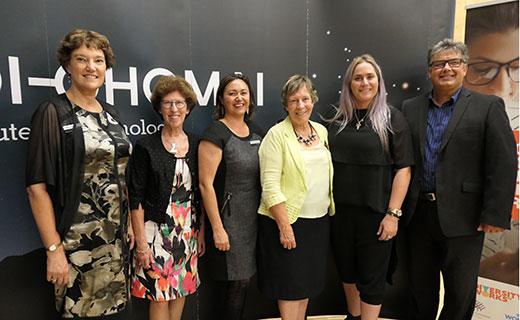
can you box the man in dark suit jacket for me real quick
[400,39,517,320]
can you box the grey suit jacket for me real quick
[400,87,517,237]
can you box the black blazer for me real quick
[400,87,517,237]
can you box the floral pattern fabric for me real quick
[56,107,131,318]
[131,158,200,301]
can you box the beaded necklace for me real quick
[294,123,317,146]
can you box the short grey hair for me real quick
[428,38,469,66]
[281,75,318,107]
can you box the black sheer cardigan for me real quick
[25,93,123,238]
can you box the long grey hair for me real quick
[329,54,392,151]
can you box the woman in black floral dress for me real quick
[26,29,133,319]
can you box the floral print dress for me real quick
[57,107,131,318]
[131,157,200,301]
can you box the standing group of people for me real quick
[25,28,516,320]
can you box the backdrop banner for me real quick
[0,1,455,319]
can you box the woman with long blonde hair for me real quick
[328,54,413,320]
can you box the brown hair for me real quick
[281,74,318,108]
[57,28,115,71]
[465,1,518,44]
[150,76,198,118]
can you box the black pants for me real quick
[331,204,393,305]
[406,199,484,320]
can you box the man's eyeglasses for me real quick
[465,58,519,86]
[429,58,465,70]
[161,100,187,109]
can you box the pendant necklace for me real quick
[294,123,317,146]
[168,143,177,155]
[163,134,178,155]
[354,108,368,130]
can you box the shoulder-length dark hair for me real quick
[213,73,256,120]
[465,1,518,44]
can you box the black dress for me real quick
[201,121,264,281]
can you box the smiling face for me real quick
[221,79,250,118]
[428,49,468,95]
[159,91,189,130]
[350,62,379,109]
[286,86,314,127]
[66,45,107,93]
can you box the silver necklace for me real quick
[163,134,180,155]
[168,143,177,154]
[354,109,368,130]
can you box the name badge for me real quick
[62,124,74,132]
[106,113,119,125]
[250,139,261,145]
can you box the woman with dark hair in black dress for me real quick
[199,74,264,319]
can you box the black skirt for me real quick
[257,214,330,300]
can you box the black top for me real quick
[125,129,201,224]
[328,106,414,213]
[26,94,123,237]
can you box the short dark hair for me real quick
[465,1,519,44]
[150,76,198,119]
[57,29,115,71]
[213,73,256,120]
[428,39,468,66]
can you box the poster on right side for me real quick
[464,1,520,319]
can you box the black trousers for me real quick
[331,204,393,305]
[406,199,484,320]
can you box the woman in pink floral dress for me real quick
[126,76,205,319]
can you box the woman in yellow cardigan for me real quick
[257,75,335,320]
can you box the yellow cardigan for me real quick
[258,117,335,224]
